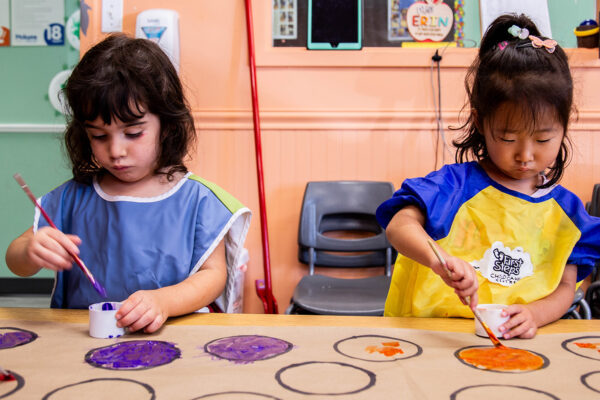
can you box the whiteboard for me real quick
[479,0,552,38]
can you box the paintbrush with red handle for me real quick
[427,239,506,348]
[13,173,107,298]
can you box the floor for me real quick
[0,294,51,308]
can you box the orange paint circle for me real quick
[457,346,546,372]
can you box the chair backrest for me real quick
[298,181,395,274]
[590,183,600,216]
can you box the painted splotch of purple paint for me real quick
[85,340,181,370]
[0,328,37,349]
[205,335,292,363]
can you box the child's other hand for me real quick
[433,255,479,308]
[116,290,169,334]
[498,304,537,339]
[27,227,81,271]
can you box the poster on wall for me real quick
[388,0,456,45]
[273,0,298,40]
[10,0,65,46]
[405,0,454,42]
[0,0,9,46]
[388,0,412,41]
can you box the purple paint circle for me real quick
[204,335,293,363]
[85,340,181,370]
[0,327,37,350]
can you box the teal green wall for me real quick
[0,0,79,280]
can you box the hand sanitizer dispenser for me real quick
[135,9,180,72]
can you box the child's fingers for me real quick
[65,234,82,247]
[29,241,73,271]
[468,292,479,310]
[144,314,166,333]
[499,306,536,339]
[127,308,156,333]
[115,294,146,328]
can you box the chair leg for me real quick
[579,298,592,320]
[285,303,297,315]
[586,281,600,318]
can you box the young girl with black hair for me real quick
[6,34,251,333]
[376,14,600,339]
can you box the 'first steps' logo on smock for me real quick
[471,241,533,286]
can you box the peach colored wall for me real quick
[82,1,600,314]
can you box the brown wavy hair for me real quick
[453,14,574,188]
[63,33,195,184]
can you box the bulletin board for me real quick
[2,318,600,399]
[274,0,457,47]
[272,0,596,48]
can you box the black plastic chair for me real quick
[286,181,395,316]
[580,184,600,318]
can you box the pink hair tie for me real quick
[497,41,508,51]
[529,35,557,53]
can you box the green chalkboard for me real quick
[0,0,80,280]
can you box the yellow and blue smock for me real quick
[376,162,600,318]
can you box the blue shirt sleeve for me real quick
[376,163,482,240]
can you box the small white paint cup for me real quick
[474,304,509,338]
[89,302,125,339]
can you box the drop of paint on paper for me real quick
[575,342,600,353]
[333,335,422,362]
[365,341,404,357]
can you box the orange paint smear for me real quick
[458,347,544,372]
[365,341,404,357]
[575,342,600,353]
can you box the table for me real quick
[1,308,600,399]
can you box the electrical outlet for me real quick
[101,0,123,33]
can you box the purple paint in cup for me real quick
[89,302,125,339]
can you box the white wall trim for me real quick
[0,124,65,133]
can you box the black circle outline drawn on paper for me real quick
[204,335,293,362]
[454,345,549,373]
[192,391,282,399]
[449,383,560,399]
[275,361,376,396]
[0,327,38,349]
[561,336,600,361]
[581,370,600,394]
[84,340,181,370]
[333,334,423,362]
[42,377,155,399]
[0,371,25,399]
